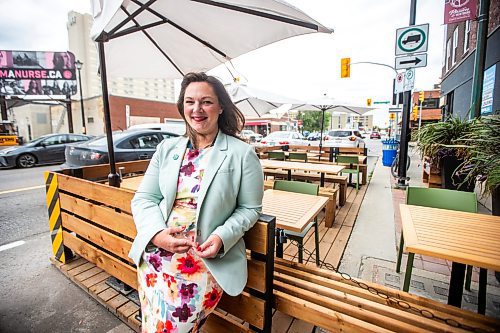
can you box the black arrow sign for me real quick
[400,57,422,65]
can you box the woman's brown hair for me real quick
[177,72,244,142]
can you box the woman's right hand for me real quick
[151,226,196,254]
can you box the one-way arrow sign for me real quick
[395,54,428,70]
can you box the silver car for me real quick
[260,131,306,146]
[324,129,365,147]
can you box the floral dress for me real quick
[137,146,223,333]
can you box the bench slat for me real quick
[63,231,138,289]
[59,193,136,238]
[218,291,265,330]
[58,174,134,214]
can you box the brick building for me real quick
[411,89,441,126]
[441,2,500,118]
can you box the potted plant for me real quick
[412,116,475,191]
[455,115,500,215]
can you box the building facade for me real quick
[441,2,500,119]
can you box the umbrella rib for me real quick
[247,100,262,118]
[190,0,320,31]
[120,6,185,76]
[332,105,362,115]
[109,20,166,40]
[108,0,158,37]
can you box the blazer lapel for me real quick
[163,137,188,213]
[197,131,227,215]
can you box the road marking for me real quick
[0,240,26,252]
[0,184,45,195]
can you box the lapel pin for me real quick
[173,154,179,160]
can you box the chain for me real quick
[286,239,489,333]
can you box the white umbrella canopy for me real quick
[226,82,300,118]
[290,97,374,148]
[90,0,333,79]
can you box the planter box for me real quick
[422,156,441,188]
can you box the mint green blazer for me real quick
[129,131,264,296]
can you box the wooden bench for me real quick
[264,179,338,227]
[273,258,500,333]
[46,171,276,333]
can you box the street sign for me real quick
[395,53,427,70]
[373,101,391,104]
[403,68,415,91]
[394,72,404,94]
[395,24,429,56]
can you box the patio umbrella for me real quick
[226,82,300,118]
[291,98,373,150]
[90,0,333,186]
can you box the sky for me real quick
[0,0,445,127]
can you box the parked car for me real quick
[64,130,178,167]
[324,129,365,147]
[370,131,381,139]
[0,133,93,168]
[128,122,186,136]
[260,131,306,146]
[239,129,263,142]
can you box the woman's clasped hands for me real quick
[151,226,223,258]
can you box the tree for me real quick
[296,111,331,133]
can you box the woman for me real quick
[129,72,264,332]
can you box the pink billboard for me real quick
[444,0,477,24]
[0,50,77,96]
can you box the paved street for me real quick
[0,165,128,333]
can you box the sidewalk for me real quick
[339,146,500,319]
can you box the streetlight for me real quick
[75,60,86,134]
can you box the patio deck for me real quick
[49,175,369,333]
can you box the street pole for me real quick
[417,98,423,143]
[397,0,417,187]
[470,0,490,119]
[65,94,74,133]
[0,95,8,121]
[75,60,86,134]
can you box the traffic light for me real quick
[390,113,395,121]
[418,91,425,102]
[367,98,372,106]
[341,57,350,78]
[412,105,419,120]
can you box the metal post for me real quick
[417,98,423,143]
[0,96,8,121]
[318,108,326,152]
[75,60,86,134]
[470,0,491,119]
[65,94,74,133]
[98,40,121,187]
[397,0,417,187]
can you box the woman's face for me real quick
[183,82,221,137]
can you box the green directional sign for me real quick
[373,101,391,104]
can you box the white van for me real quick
[128,122,186,136]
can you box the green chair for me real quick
[267,151,286,160]
[288,152,308,163]
[396,187,477,292]
[273,180,320,266]
[336,155,360,193]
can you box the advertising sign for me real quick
[0,50,77,96]
[444,0,477,24]
[481,64,496,116]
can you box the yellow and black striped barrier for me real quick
[44,172,71,263]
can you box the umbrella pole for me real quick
[318,108,326,160]
[98,40,121,187]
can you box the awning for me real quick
[245,120,270,126]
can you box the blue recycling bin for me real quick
[382,139,399,167]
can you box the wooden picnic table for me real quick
[260,159,345,186]
[263,189,328,258]
[400,204,500,312]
